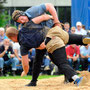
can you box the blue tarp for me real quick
[71,0,90,30]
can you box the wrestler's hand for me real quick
[36,42,46,50]
[54,21,62,28]
[21,71,27,77]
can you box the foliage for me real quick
[0,10,11,27]
[0,0,6,10]
[0,0,11,27]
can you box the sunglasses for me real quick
[71,30,75,32]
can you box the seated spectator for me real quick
[75,21,87,35]
[51,65,59,75]
[13,42,22,71]
[0,39,18,76]
[80,44,90,71]
[71,27,76,34]
[28,48,36,62]
[28,48,36,75]
[82,25,85,30]
[5,24,10,30]
[0,27,8,46]
[43,53,51,71]
[64,22,71,33]
[66,44,80,70]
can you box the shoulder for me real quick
[88,46,90,50]
[13,43,20,49]
[66,45,71,49]
[76,45,80,49]
[81,29,87,34]
[80,46,85,50]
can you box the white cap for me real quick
[0,27,5,32]
[76,22,82,26]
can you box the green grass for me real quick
[0,75,60,80]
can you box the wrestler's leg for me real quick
[67,34,90,45]
[48,47,76,81]
[26,49,47,86]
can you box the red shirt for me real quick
[66,45,80,59]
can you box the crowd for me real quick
[0,21,90,76]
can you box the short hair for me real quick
[64,22,70,25]
[12,10,25,21]
[6,27,18,39]
[71,26,76,30]
[0,27,5,32]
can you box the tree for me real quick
[0,0,6,10]
[0,0,11,27]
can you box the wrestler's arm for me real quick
[36,42,46,50]
[45,3,61,27]
[32,14,53,24]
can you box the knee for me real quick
[0,58,4,62]
[68,59,72,62]
[77,58,80,62]
[88,58,90,62]
[12,58,18,63]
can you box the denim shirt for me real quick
[25,4,54,28]
[25,4,46,19]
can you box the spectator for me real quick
[0,27,8,46]
[13,42,22,70]
[64,22,71,33]
[66,44,80,70]
[0,39,18,76]
[80,44,90,70]
[75,21,87,35]
[71,27,76,34]
[5,24,10,31]
[28,48,36,75]
[28,48,36,62]
[43,53,50,71]
[82,25,85,30]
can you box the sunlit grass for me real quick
[0,75,60,80]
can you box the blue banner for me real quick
[71,0,90,30]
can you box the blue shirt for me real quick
[0,34,8,42]
[25,4,54,28]
[80,46,90,56]
[25,4,46,19]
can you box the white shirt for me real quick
[75,29,87,35]
[13,42,21,56]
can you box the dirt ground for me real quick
[0,71,90,90]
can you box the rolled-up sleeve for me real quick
[25,4,46,19]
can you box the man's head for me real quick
[76,21,82,30]
[64,22,70,32]
[71,27,76,34]
[0,27,5,36]
[71,44,76,48]
[12,10,29,24]
[3,39,10,46]
[6,27,18,42]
